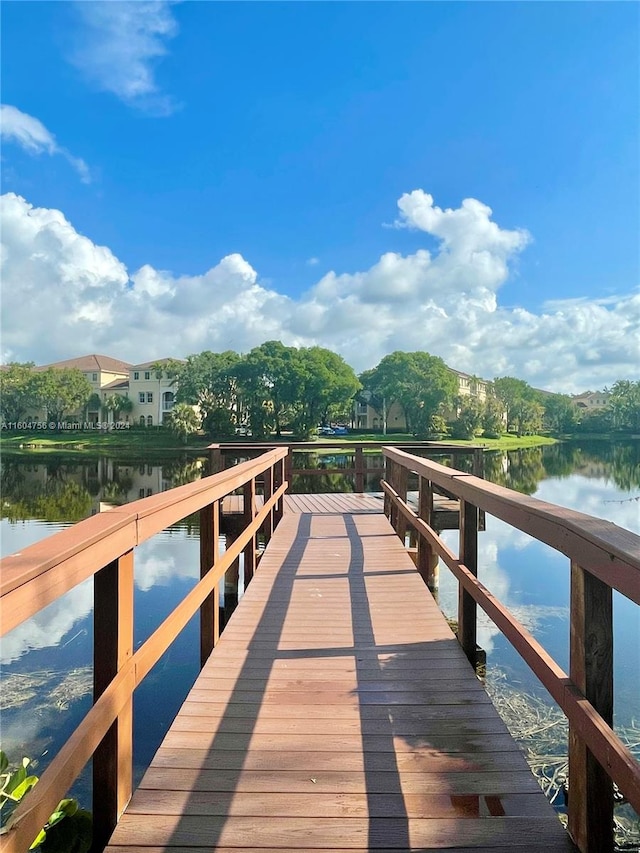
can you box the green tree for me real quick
[0,362,39,423]
[34,369,93,426]
[290,347,360,438]
[234,341,300,437]
[451,396,484,439]
[492,376,537,430]
[174,351,240,436]
[365,351,457,435]
[510,398,545,435]
[167,402,202,443]
[482,395,506,438]
[608,380,640,431]
[103,394,133,422]
[542,393,580,433]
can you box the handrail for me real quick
[0,447,289,852]
[209,440,485,492]
[381,446,640,853]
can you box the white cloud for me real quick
[306,257,320,266]
[0,105,91,183]
[68,1,179,114]
[1,579,93,665]
[1,190,638,393]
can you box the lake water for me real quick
[1,440,638,839]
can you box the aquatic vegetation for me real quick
[0,751,91,851]
[485,668,640,851]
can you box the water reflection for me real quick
[1,454,206,522]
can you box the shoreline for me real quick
[0,430,561,454]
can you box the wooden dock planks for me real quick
[106,504,575,852]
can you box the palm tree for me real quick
[104,394,133,424]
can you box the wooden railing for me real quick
[210,440,484,492]
[0,447,288,853]
[382,446,640,853]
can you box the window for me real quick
[92,373,98,381]
[139,415,145,425]
[146,488,153,497]
[139,488,145,499]
[139,465,145,475]
[139,392,145,403]
[133,371,139,380]
[144,371,151,380]
[147,415,153,426]
[147,392,153,403]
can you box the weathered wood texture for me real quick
[107,507,574,852]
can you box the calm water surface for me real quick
[1,440,638,819]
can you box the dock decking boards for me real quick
[106,500,575,852]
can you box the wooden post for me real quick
[262,465,274,541]
[395,464,409,543]
[200,500,220,667]
[209,445,223,474]
[458,499,478,665]
[243,478,257,586]
[273,456,284,527]
[417,476,439,591]
[93,551,134,850]
[473,447,484,478]
[355,446,364,493]
[224,531,240,624]
[568,561,614,853]
[384,456,392,518]
[388,461,398,528]
[285,448,293,493]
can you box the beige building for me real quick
[354,368,491,431]
[26,354,183,426]
[571,391,610,411]
[126,359,182,426]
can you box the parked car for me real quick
[318,426,335,435]
[234,426,252,436]
[332,426,348,435]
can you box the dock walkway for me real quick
[106,495,574,852]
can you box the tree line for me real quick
[1,346,638,441]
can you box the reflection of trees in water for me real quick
[552,440,640,492]
[482,442,640,497]
[483,448,546,496]
[1,454,207,521]
[291,473,354,494]
[290,452,355,494]
[162,457,203,487]
[1,461,93,522]
[101,473,134,504]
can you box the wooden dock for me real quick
[222,491,474,531]
[105,496,574,852]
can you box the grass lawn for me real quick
[315,433,558,451]
[0,428,557,454]
[0,428,212,453]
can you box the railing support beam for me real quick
[243,478,257,585]
[458,499,478,665]
[568,561,614,853]
[417,476,438,591]
[92,551,134,851]
[355,446,364,493]
[273,454,286,526]
[262,465,274,541]
[200,500,220,667]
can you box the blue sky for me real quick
[1,1,638,392]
